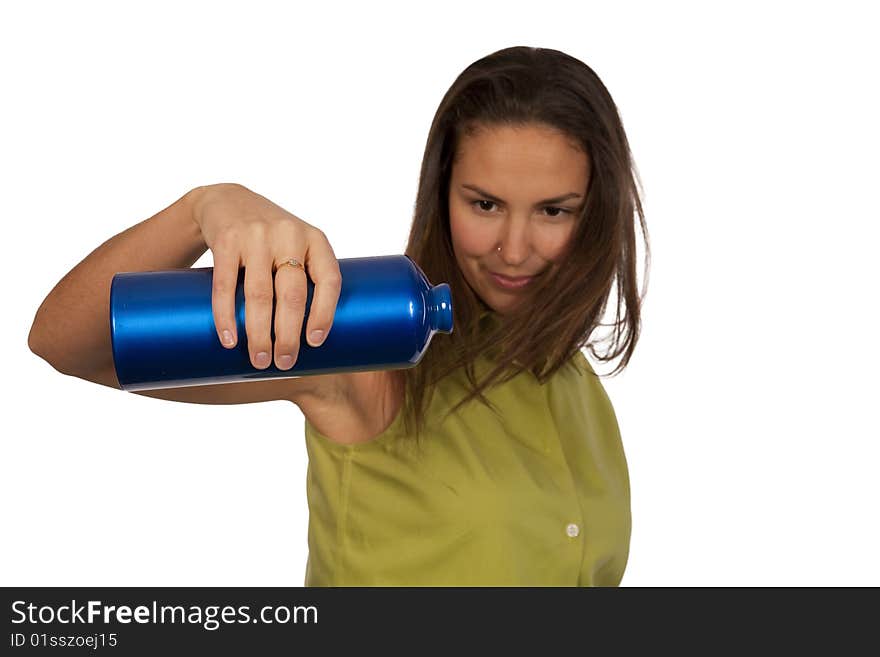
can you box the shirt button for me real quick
[566,523,580,538]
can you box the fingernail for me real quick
[222,330,234,346]
[309,330,325,346]
[278,354,293,369]
[255,351,270,368]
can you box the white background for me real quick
[2,1,877,586]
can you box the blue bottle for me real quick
[110,254,453,391]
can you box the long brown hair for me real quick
[397,45,650,445]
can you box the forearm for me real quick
[28,186,210,377]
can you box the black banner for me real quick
[1,587,873,653]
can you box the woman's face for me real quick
[448,122,590,315]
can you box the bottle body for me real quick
[110,254,453,391]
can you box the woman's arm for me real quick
[27,184,337,406]
[28,186,206,378]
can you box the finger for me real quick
[211,239,241,349]
[302,229,342,347]
[272,257,308,370]
[243,251,276,370]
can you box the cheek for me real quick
[449,207,495,257]
[536,223,577,262]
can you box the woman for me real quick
[28,46,649,586]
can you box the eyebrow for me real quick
[461,184,582,206]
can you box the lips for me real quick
[490,272,536,282]
[487,270,537,290]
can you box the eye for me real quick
[469,199,574,219]
[543,206,572,218]
[472,200,498,213]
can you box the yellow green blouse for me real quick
[303,332,631,587]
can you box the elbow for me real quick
[27,319,48,360]
[28,322,71,376]
[29,326,118,388]
[28,335,65,375]
[28,303,52,359]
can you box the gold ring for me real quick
[274,258,305,273]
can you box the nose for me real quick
[495,215,532,266]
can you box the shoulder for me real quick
[571,349,595,375]
[300,369,404,445]
[569,352,619,425]
[344,369,406,437]
[551,351,615,410]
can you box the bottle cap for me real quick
[427,283,453,333]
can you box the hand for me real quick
[188,183,342,371]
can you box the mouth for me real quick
[487,270,538,290]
